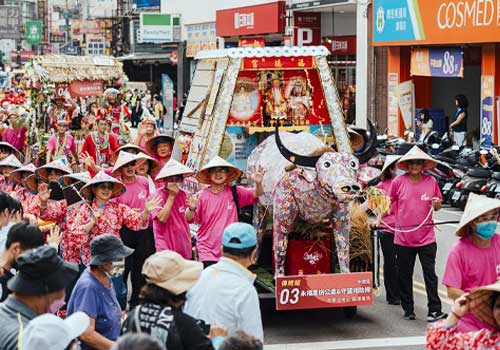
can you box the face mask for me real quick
[48,295,66,314]
[476,221,497,240]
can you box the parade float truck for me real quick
[27,54,126,164]
[174,46,378,317]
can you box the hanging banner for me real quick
[411,48,463,78]
[481,75,495,147]
[161,74,174,129]
[238,37,266,48]
[0,6,20,40]
[275,272,373,311]
[373,0,500,46]
[397,80,415,130]
[25,21,43,45]
[387,72,399,136]
[220,126,258,171]
[242,56,314,70]
[56,81,103,98]
[186,22,217,58]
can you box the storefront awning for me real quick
[115,52,174,63]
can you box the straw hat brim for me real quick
[136,153,161,176]
[61,172,91,187]
[145,135,174,156]
[381,155,402,175]
[111,153,139,178]
[80,180,125,199]
[397,146,438,172]
[0,142,21,157]
[9,170,34,184]
[196,167,242,185]
[455,193,500,237]
[37,166,73,182]
[155,160,195,182]
[468,279,500,327]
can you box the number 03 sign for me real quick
[275,272,373,311]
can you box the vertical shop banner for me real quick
[293,12,321,46]
[162,74,174,130]
[387,73,399,136]
[25,21,43,45]
[397,81,415,130]
[374,0,500,45]
[481,75,495,147]
[0,6,20,40]
[411,48,463,78]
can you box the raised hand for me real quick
[167,183,180,197]
[38,182,51,205]
[47,225,62,247]
[145,195,162,213]
[251,165,266,185]
[187,193,199,211]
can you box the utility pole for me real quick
[16,0,22,66]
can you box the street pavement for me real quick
[261,205,464,350]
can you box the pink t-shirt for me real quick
[443,234,500,333]
[151,188,192,259]
[191,186,256,262]
[377,178,396,234]
[46,133,77,160]
[113,176,150,212]
[2,126,27,151]
[389,174,442,247]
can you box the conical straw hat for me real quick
[455,193,500,237]
[0,141,21,158]
[397,145,437,171]
[80,171,126,199]
[145,134,174,157]
[37,158,73,181]
[136,152,160,176]
[196,156,242,185]
[468,278,500,327]
[155,159,194,181]
[112,151,139,177]
[0,154,22,171]
[9,163,36,183]
[381,155,401,175]
[60,171,91,187]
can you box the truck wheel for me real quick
[343,306,357,319]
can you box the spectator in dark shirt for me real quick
[0,223,44,302]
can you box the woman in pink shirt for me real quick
[145,134,174,169]
[390,146,445,322]
[46,118,78,165]
[442,193,500,333]
[376,155,401,306]
[2,108,27,152]
[185,156,264,268]
[151,158,195,259]
[111,151,157,308]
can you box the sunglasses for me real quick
[406,160,425,166]
[96,184,114,190]
[208,167,231,174]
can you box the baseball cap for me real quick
[21,312,90,350]
[222,223,257,249]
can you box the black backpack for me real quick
[231,185,254,224]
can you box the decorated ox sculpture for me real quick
[247,122,376,276]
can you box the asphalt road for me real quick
[261,205,464,350]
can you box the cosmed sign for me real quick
[373,0,500,46]
[275,272,373,311]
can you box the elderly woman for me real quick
[68,234,134,350]
[442,193,500,332]
[390,146,444,322]
[121,250,227,349]
[145,134,174,168]
[69,171,160,267]
[427,280,500,349]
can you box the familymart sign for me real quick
[138,13,181,43]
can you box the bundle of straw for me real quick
[349,203,372,272]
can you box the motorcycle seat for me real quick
[466,168,491,178]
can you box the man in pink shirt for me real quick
[186,156,264,268]
[111,151,155,308]
[390,146,445,322]
[442,193,500,333]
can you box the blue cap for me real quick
[222,223,257,249]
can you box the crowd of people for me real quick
[374,145,500,347]
[0,80,265,349]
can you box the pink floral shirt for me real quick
[69,200,146,265]
[13,187,39,215]
[427,320,499,349]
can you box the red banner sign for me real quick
[10,50,36,62]
[216,1,285,37]
[293,12,321,46]
[275,272,373,311]
[238,37,266,48]
[242,56,314,71]
[324,35,357,55]
[56,80,103,99]
[68,80,103,98]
